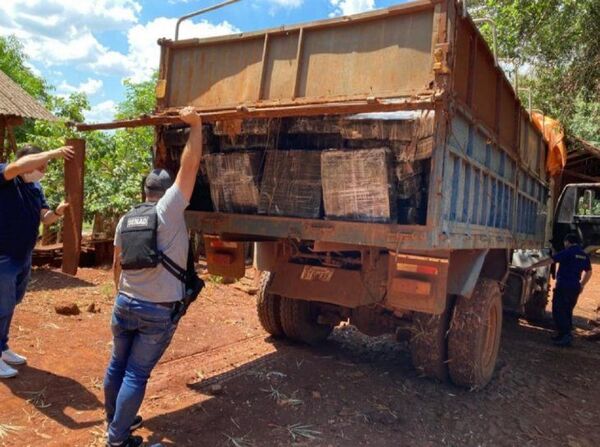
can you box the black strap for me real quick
[159,240,195,284]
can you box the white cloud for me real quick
[0,0,141,70]
[24,61,42,77]
[57,78,104,96]
[268,0,303,7]
[116,17,240,83]
[85,100,116,123]
[0,0,239,84]
[330,0,375,16]
[1,0,141,37]
[259,0,303,16]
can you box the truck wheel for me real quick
[409,311,450,381]
[448,278,502,388]
[256,272,284,337]
[279,297,333,345]
[524,289,548,322]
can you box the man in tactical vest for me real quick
[103,107,202,447]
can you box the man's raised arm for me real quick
[174,107,203,202]
[2,146,74,181]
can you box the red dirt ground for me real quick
[1,262,600,447]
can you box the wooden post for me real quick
[62,138,85,275]
[6,125,17,159]
[0,117,6,163]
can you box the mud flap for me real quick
[204,235,246,279]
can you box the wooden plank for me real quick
[257,33,270,100]
[62,138,85,275]
[0,117,5,162]
[292,28,304,99]
[6,125,17,159]
[76,96,437,131]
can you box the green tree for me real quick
[25,93,91,211]
[0,36,53,144]
[83,75,156,221]
[1,33,156,225]
[471,0,600,144]
[0,36,48,101]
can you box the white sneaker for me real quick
[0,359,18,379]
[2,349,27,365]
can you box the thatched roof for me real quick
[0,69,56,121]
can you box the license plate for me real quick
[300,266,334,282]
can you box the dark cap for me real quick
[144,169,173,192]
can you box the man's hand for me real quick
[3,146,75,181]
[174,107,203,202]
[48,146,75,161]
[55,201,69,216]
[179,107,201,127]
[41,201,70,225]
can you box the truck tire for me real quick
[524,289,548,322]
[279,297,333,345]
[448,278,502,388]
[409,311,450,381]
[256,272,285,337]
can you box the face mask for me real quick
[22,170,45,183]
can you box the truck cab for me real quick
[553,184,600,253]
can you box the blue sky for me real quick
[0,0,407,123]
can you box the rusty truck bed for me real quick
[80,0,550,251]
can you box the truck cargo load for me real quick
[78,0,553,389]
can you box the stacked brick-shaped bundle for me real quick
[321,148,397,223]
[259,150,322,218]
[204,151,262,213]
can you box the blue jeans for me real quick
[104,294,177,444]
[0,255,31,352]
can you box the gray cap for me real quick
[145,169,173,192]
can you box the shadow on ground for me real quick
[2,365,104,429]
[142,318,600,447]
[28,268,97,291]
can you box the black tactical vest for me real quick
[119,202,205,311]
[120,203,161,270]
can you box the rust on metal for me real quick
[76,95,437,131]
[75,0,551,254]
[159,3,437,111]
[62,138,86,275]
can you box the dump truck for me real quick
[81,0,551,388]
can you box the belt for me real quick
[155,301,178,309]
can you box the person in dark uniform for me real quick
[0,144,73,378]
[526,233,592,346]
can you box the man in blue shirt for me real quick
[0,144,73,378]
[526,233,593,346]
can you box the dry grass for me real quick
[23,388,51,409]
[286,423,322,441]
[223,433,254,447]
[0,424,23,439]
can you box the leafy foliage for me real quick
[1,35,155,222]
[470,0,600,144]
[0,36,48,101]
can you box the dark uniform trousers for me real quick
[552,285,581,336]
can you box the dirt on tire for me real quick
[409,310,450,381]
[448,278,503,388]
[256,271,284,337]
[525,289,549,322]
[279,297,333,345]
